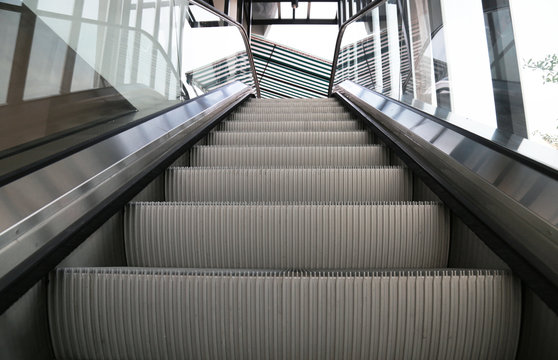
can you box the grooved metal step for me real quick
[216,120,363,132]
[245,98,339,106]
[166,167,412,202]
[49,268,521,360]
[235,106,347,114]
[185,145,390,167]
[125,202,450,268]
[228,113,356,121]
[206,131,375,145]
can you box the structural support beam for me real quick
[252,18,338,25]
[252,0,337,2]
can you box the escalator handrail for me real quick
[328,0,387,96]
[189,0,261,98]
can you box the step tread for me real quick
[166,167,412,202]
[216,121,363,131]
[206,131,376,145]
[125,202,450,269]
[186,145,390,167]
[49,268,521,360]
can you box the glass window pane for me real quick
[82,0,100,21]
[310,2,337,19]
[294,2,308,20]
[24,20,67,100]
[280,2,292,19]
[37,0,75,15]
[0,10,20,105]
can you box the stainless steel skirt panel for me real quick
[124,202,450,269]
[186,145,390,167]
[165,167,412,202]
[49,268,521,360]
[206,131,375,145]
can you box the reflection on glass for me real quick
[0,0,257,158]
[334,0,558,151]
[0,10,20,105]
[25,0,186,110]
[24,19,68,100]
[182,2,255,97]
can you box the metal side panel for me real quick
[206,131,376,145]
[130,174,166,202]
[185,145,390,167]
[124,202,450,269]
[227,113,356,121]
[0,81,252,313]
[516,287,558,359]
[413,177,441,202]
[56,212,126,268]
[448,214,510,270]
[49,268,521,360]
[165,167,412,202]
[216,120,363,132]
[0,279,53,360]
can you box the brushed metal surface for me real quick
[0,279,53,360]
[0,81,252,280]
[448,215,509,270]
[516,287,558,359]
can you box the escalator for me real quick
[49,98,520,358]
[1,0,558,359]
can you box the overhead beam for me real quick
[252,18,338,25]
[252,0,338,3]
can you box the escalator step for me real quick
[49,268,521,360]
[206,131,375,145]
[125,202,450,268]
[165,167,412,202]
[235,105,347,114]
[216,120,363,132]
[228,113,356,121]
[244,98,339,106]
[186,145,390,167]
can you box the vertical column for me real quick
[5,4,35,104]
[131,0,143,84]
[116,0,132,85]
[407,0,436,105]
[386,0,400,98]
[440,0,497,127]
[509,0,558,140]
[371,7,382,92]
